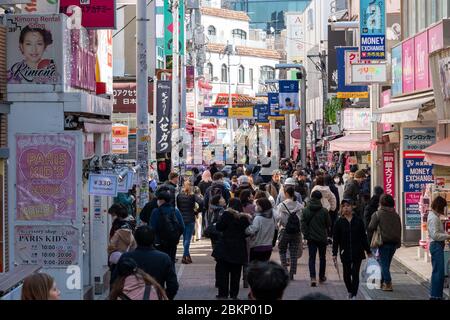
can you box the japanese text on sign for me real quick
[156,81,172,153]
[402,127,436,151]
[383,152,395,199]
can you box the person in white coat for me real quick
[311,175,337,212]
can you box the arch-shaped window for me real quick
[206,63,213,81]
[207,25,216,36]
[232,29,247,40]
[221,64,228,82]
[238,65,245,83]
[260,66,275,81]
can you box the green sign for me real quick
[164,0,185,56]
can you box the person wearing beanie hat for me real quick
[363,186,384,231]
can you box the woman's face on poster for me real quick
[20,31,45,67]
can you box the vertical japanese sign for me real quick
[278,80,299,114]
[360,0,386,60]
[267,92,283,120]
[59,0,116,29]
[16,134,76,221]
[327,26,346,93]
[383,152,395,199]
[391,45,402,96]
[164,0,184,56]
[336,47,369,98]
[156,80,172,153]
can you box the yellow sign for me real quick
[268,116,285,120]
[279,109,299,115]
[337,92,369,99]
[229,107,254,119]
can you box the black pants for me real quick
[308,240,327,279]
[216,260,242,298]
[342,259,362,297]
[157,243,177,264]
[249,249,272,262]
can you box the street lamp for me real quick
[274,63,307,168]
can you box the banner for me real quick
[278,80,299,114]
[360,0,386,60]
[112,124,129,154]
[59,0,116,29]
[88,173,118,196]
[391,45,402,96]
[438,56,450,100]
[383,152,395,199]
[327,26,346,93]
[164,0,184,55]
[268,92,283,120]
[229,107,254,119]
[336,47,369,98]
[156,80,172,153]
[16,134,77,221]
[201,107,228,118]
[254,104,269,123]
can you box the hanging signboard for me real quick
[112,124,129,154]
[228,107,254,119]
[279,80,299,114]
[254,104,269,123]
[383,152,395,199]
[336,47,369,98]
[268,92,284,120]
[156,80,172,153]
[351,63,387,83]
[200,107,228,118]
[403,127,436,151]
[88,173,118,196]
[59,0,116,29]
[360,0,386,60]
[164,0,184,55]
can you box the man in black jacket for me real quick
[204,172,231,213]
[112,226,179,300]
[163,172,179,207]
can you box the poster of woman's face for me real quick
[7,14,63,84]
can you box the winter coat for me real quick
[150,203,185,245]
[301,198,331,244]
[162,181,177,207]
[212,209,250,265]
[109,216,136,239]
[242,202,256,215]
[276,199,303,231]
[328,183,340,213]
[363,195,381,230]
[176,193,203,224]
[245,209,276,249]
[343,179,364,218]
[295,180,309,201]
[266,180,281,199]
[140,198,158,225]
[332,215,371,263]
[310,185,337,212]
[108,228,137,257]
[198,180,212,197]
[367,206,402,248]
[203,181,231,211]
[276,186,303,206]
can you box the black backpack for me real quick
[157,208,183,246]
[282,203,301,234]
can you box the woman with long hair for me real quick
[110,258,168,300]
[21,273,60,300]
[240,189,256,215]
[198,170,213,196]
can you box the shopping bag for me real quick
[363,257,381,290]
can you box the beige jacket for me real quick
[311,185,337,212]
[108,228,137,256]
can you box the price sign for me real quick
[88,173,118,196]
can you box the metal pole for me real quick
[285,114,290,159]
[321,49,328,138]
[171,0,180,172]
[299,67,307,169]
[136,0,149,219]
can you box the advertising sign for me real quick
[285,13,305,64]
[95,29,113,94]
[351,63,387,83]
[6,14,63,85]
[214,93,254,107]
[403,151,433,193]
[156,80,172,153]
[229,107,254,119]
[402,38,415,94]
[278,80,299,114]
[16,134,77,221]
[342,108,371,131]
[328,26,346,93]
[15,225,78,267]
[267,92,284,120]
[428,22,444,53]
[360,0,386,60]
[383,152,395,198]
[200,107,228,118]
[336,47,369,98]
[438,56,450,100]
[254,104,269,123]
[405,192,422,230]
[414,31,429,91]
[164,0,184,55]
[59,0,116,29]
[186,65,194,89]
[88,173,118,196]
[113,82,153,114]
[22,0,60,13]
[402,127,436,151]
[391,45,402,96]
[112,124,129,154]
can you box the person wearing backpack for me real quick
[301,190,331,287]
[204,172,231,213]
[276,186,303,280]
[150,191,185,263]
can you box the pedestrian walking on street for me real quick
[246,198,276,262]
[212,200,251,299]
[333,174,344,203]
[295,170,310,204]
[193,186,204,241]
[190,167,202,187]
[276,186,303,280]
[162,172,179,207]
[311,175,337,213]
[367,194,402,292]
[427,196,450,300]
[240,189,256,215]
[266,170,282,200]
[21,273,60,300]
[198,170,213,196]
[209,162,219,177]
[343,169,366,219]
[235,175,255,198]
[301,190,331,287]
[204,172,231,213]
[150,191,185,263]
[276,177,303,206]
[247,261,289,300]
[107,203,136,239]
[110,257,168,300]
[363,186,384,230]
[177,180,203,264]
[112,226,179,300]
[325,174,340,238]
[333,199,372,299]
[204,195,226,250]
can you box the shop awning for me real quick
[372,96,434,123]
[81,118,113,133]
[423,138,450,166]
[329,133,371,152]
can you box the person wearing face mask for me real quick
[333,175,344,203]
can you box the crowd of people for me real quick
[20,159,449,301]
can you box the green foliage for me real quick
[324,97,343,124]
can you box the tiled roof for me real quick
[200,7,250,21]
[206,43,281,60]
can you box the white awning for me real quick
[329,133,371,152]
[372,96,434,123]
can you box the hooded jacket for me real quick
[310,185,337,212]
[245,209,276,249]
[276,199,303,230]
[367,206,402,248]
[108,228,137,257]
[301,198,331,244]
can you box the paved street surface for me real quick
[174,239,432,300]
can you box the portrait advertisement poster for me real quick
[391,45,403,96]
[156,80,172,153]
[15,225,78,268]
[16,134,77,221]
[278,80,299,114]
[59,0,116,29]
[6,14,63,85]
[402,38,415,94]
[360,0,386,60]
[414,31,430,91]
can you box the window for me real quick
[260,66,275,82]
[307,8,314,30]
[207,25,216,36]
[207,63,213,81]
[249,68,253,89]
[221,64,227,82]
[232,29,247,40]
[238,65,245,83]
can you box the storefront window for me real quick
[418,0,426,32]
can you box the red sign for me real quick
[214,93,254,107]
[186,66,195,90]
[383,152,396,199]
[291,128,301,140]
[113,82,153,114]
[60,0,116,29]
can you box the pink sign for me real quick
[60,0,116,29]
[428,22,444,53]
[383,152,396,199]
[405,192,421,205]
[16,134,77,221]
[414,32,429,91]
[402,38,415,94]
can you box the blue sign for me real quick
[200,107,228,118]
[403,156,433,193]
[391,45,403,96]
[360,0,386,60]
[88,173,119,197]
[279,80,299,114]
[336,47,368,97]
[268,93,283,119]
[254,104,269,123]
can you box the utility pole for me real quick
[171,0,180,173]
[320,50,328,138]
[136,0,149,218]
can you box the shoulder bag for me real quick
[370,212,383,248]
